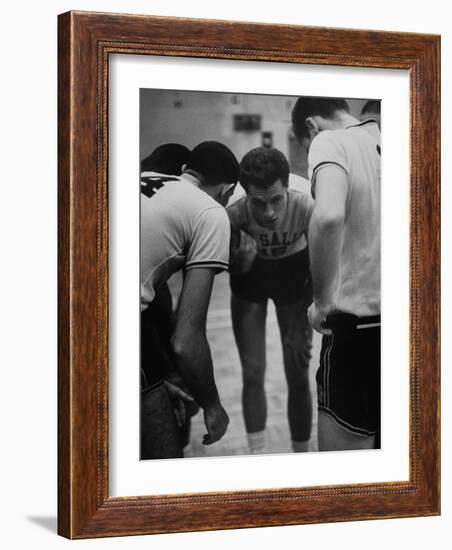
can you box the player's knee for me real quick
[282,333,311,364]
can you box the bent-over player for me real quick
[227,147,314,454]
[141,141,239,459]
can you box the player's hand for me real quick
[202,402,229,445]
[164,381,196,428]
[232,230,258,273]
[308,302,332,335]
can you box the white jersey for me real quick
[308,120,381,316]
[141,173,230,310]
[227,175,314,260]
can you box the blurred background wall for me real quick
[140,89,370,178]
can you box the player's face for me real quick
[246,179,288,230]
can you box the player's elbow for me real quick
[171,331,201,366]
[171,334,190,364]
[311,209,345,231]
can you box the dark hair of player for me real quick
[239,147,290,191]
[291,97,350,141]
[185,141,240,186]
[360,100,381,117]
[141,143,191,175]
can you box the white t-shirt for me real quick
[308,120,381,316]
[141,173,230,310]
[227,174,314,260]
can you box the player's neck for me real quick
[181,171,202,187]
[330,112,360,129]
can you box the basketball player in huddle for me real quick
[227,147,314,454]
[291,97,381,451]
[141,141,239,459]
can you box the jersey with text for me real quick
[227,186,313,260]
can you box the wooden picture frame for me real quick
[58,10,440,539]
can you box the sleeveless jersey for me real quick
[227,187,313,260]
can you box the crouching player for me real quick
[227,147,314,454]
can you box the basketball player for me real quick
[141,141,239,459]
[292,97,381,451]
[140,143,191,360]
[141,143,200,450]
[227,147,314,454]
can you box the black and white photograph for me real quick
[0,0,446,544]
[139,89,381,460]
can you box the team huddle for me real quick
[140,97,381,459]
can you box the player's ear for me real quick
[181,163,187,172]
[305,117,318,133]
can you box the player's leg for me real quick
[231,294,268,453]
[318,411,375,450]
[275,300,313,451]
[141,381,184,459]
[140,303,183,459]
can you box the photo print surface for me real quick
[139,89,381,460]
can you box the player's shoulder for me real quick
[150,177,219,218]
[178,179,218,211]
[194,189,228,224]
[349,120,380,146]
[227,182,246,205]
[312,128,345,148]
[194,203,230,239]
[227,193,246,211]
[309,130,351,164]
[288,188,313,213]
[226,195,247,224]
[140,171,182,199]
[288,173,311,195]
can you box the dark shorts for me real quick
[141,284,175,389]
[140,381,183,459]
[316,313,381,440]
[230,247,313,306]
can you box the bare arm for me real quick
[227,206,257,274]
[171,267,229,444]
[229,230,257,274]
[308,166,347,333]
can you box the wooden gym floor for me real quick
[177,272,321,459]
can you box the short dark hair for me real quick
[361,100,381,117]
[185,141,239,186]
[240,147,289,192]
[141,143,190,175]
[291,97,350,141]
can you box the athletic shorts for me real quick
[140,380,183,459]
[141,284,175,389]
[316,313,381,440]
[230,247,313,306]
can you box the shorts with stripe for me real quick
[316,313,381,439]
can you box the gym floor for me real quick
[178,272,321,458]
